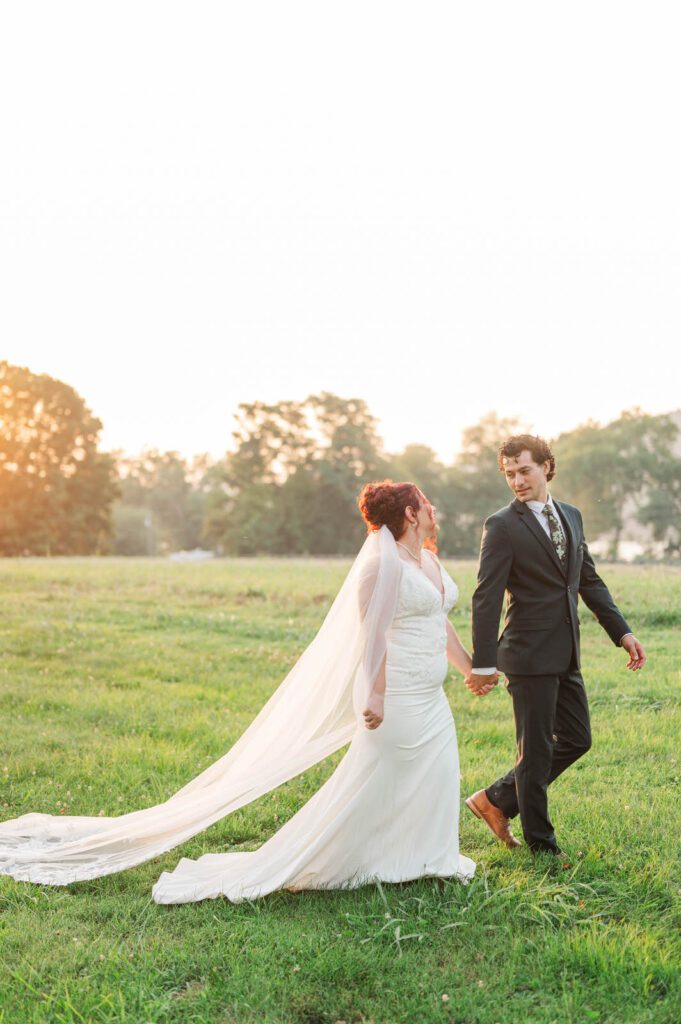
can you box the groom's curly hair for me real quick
[498,434,556,481]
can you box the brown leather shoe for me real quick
[465,789,522,848]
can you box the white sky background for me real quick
[1,2,679,464]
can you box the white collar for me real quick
[525,493,557,515]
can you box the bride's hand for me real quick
[465,671,500,696]
[363,693,384,730]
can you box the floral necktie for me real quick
[542,504,567,565]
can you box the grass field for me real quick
[0,557,679,1024]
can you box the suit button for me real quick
[565,617,571,624]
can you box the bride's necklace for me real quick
[396,541,423,568]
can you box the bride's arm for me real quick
[358,554,388,730]
[446,619,472,677]
[363,652,386,730]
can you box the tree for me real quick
[113,450,208,555]
[201,400,314,555]
[389,445,446,502]
[203,394,388,554]
[555,409,679,559]
[311,392,387,479]
[634,411,681,558]
[638,483,681,557]
[111,505,154,556]
[229,400,316,488]
[302,393,389,553]
[438,413,527,555]
[0,361,118,555]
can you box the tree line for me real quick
[1,360,679,559]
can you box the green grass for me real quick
[0,557,679,1024]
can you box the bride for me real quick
[0,481,477,903]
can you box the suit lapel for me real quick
[512,498,567,578]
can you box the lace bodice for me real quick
[384,557,458,695]
[393,558,458,619]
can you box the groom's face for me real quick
[502,450,550,502]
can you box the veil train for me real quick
[0,526,400,886]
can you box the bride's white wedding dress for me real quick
[152,554,475,903]
[0,526,475,901]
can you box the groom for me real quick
[464,434,646,856]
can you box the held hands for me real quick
[465,671,500,697]
[363,692,384,730]
[622,634,646,670]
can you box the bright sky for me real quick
[1,2,679,464]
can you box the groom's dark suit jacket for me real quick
[471,498,631,675]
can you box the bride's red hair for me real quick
[357,480,438,552]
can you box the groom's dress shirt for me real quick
[527,493,564,543]
[475,493,632,674]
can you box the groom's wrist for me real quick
[472,667,497,675]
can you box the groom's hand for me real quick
[621,634,646,670]
[465,671,500,697]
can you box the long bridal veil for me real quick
[0,526,401,886]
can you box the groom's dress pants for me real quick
[484,670,592,853]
